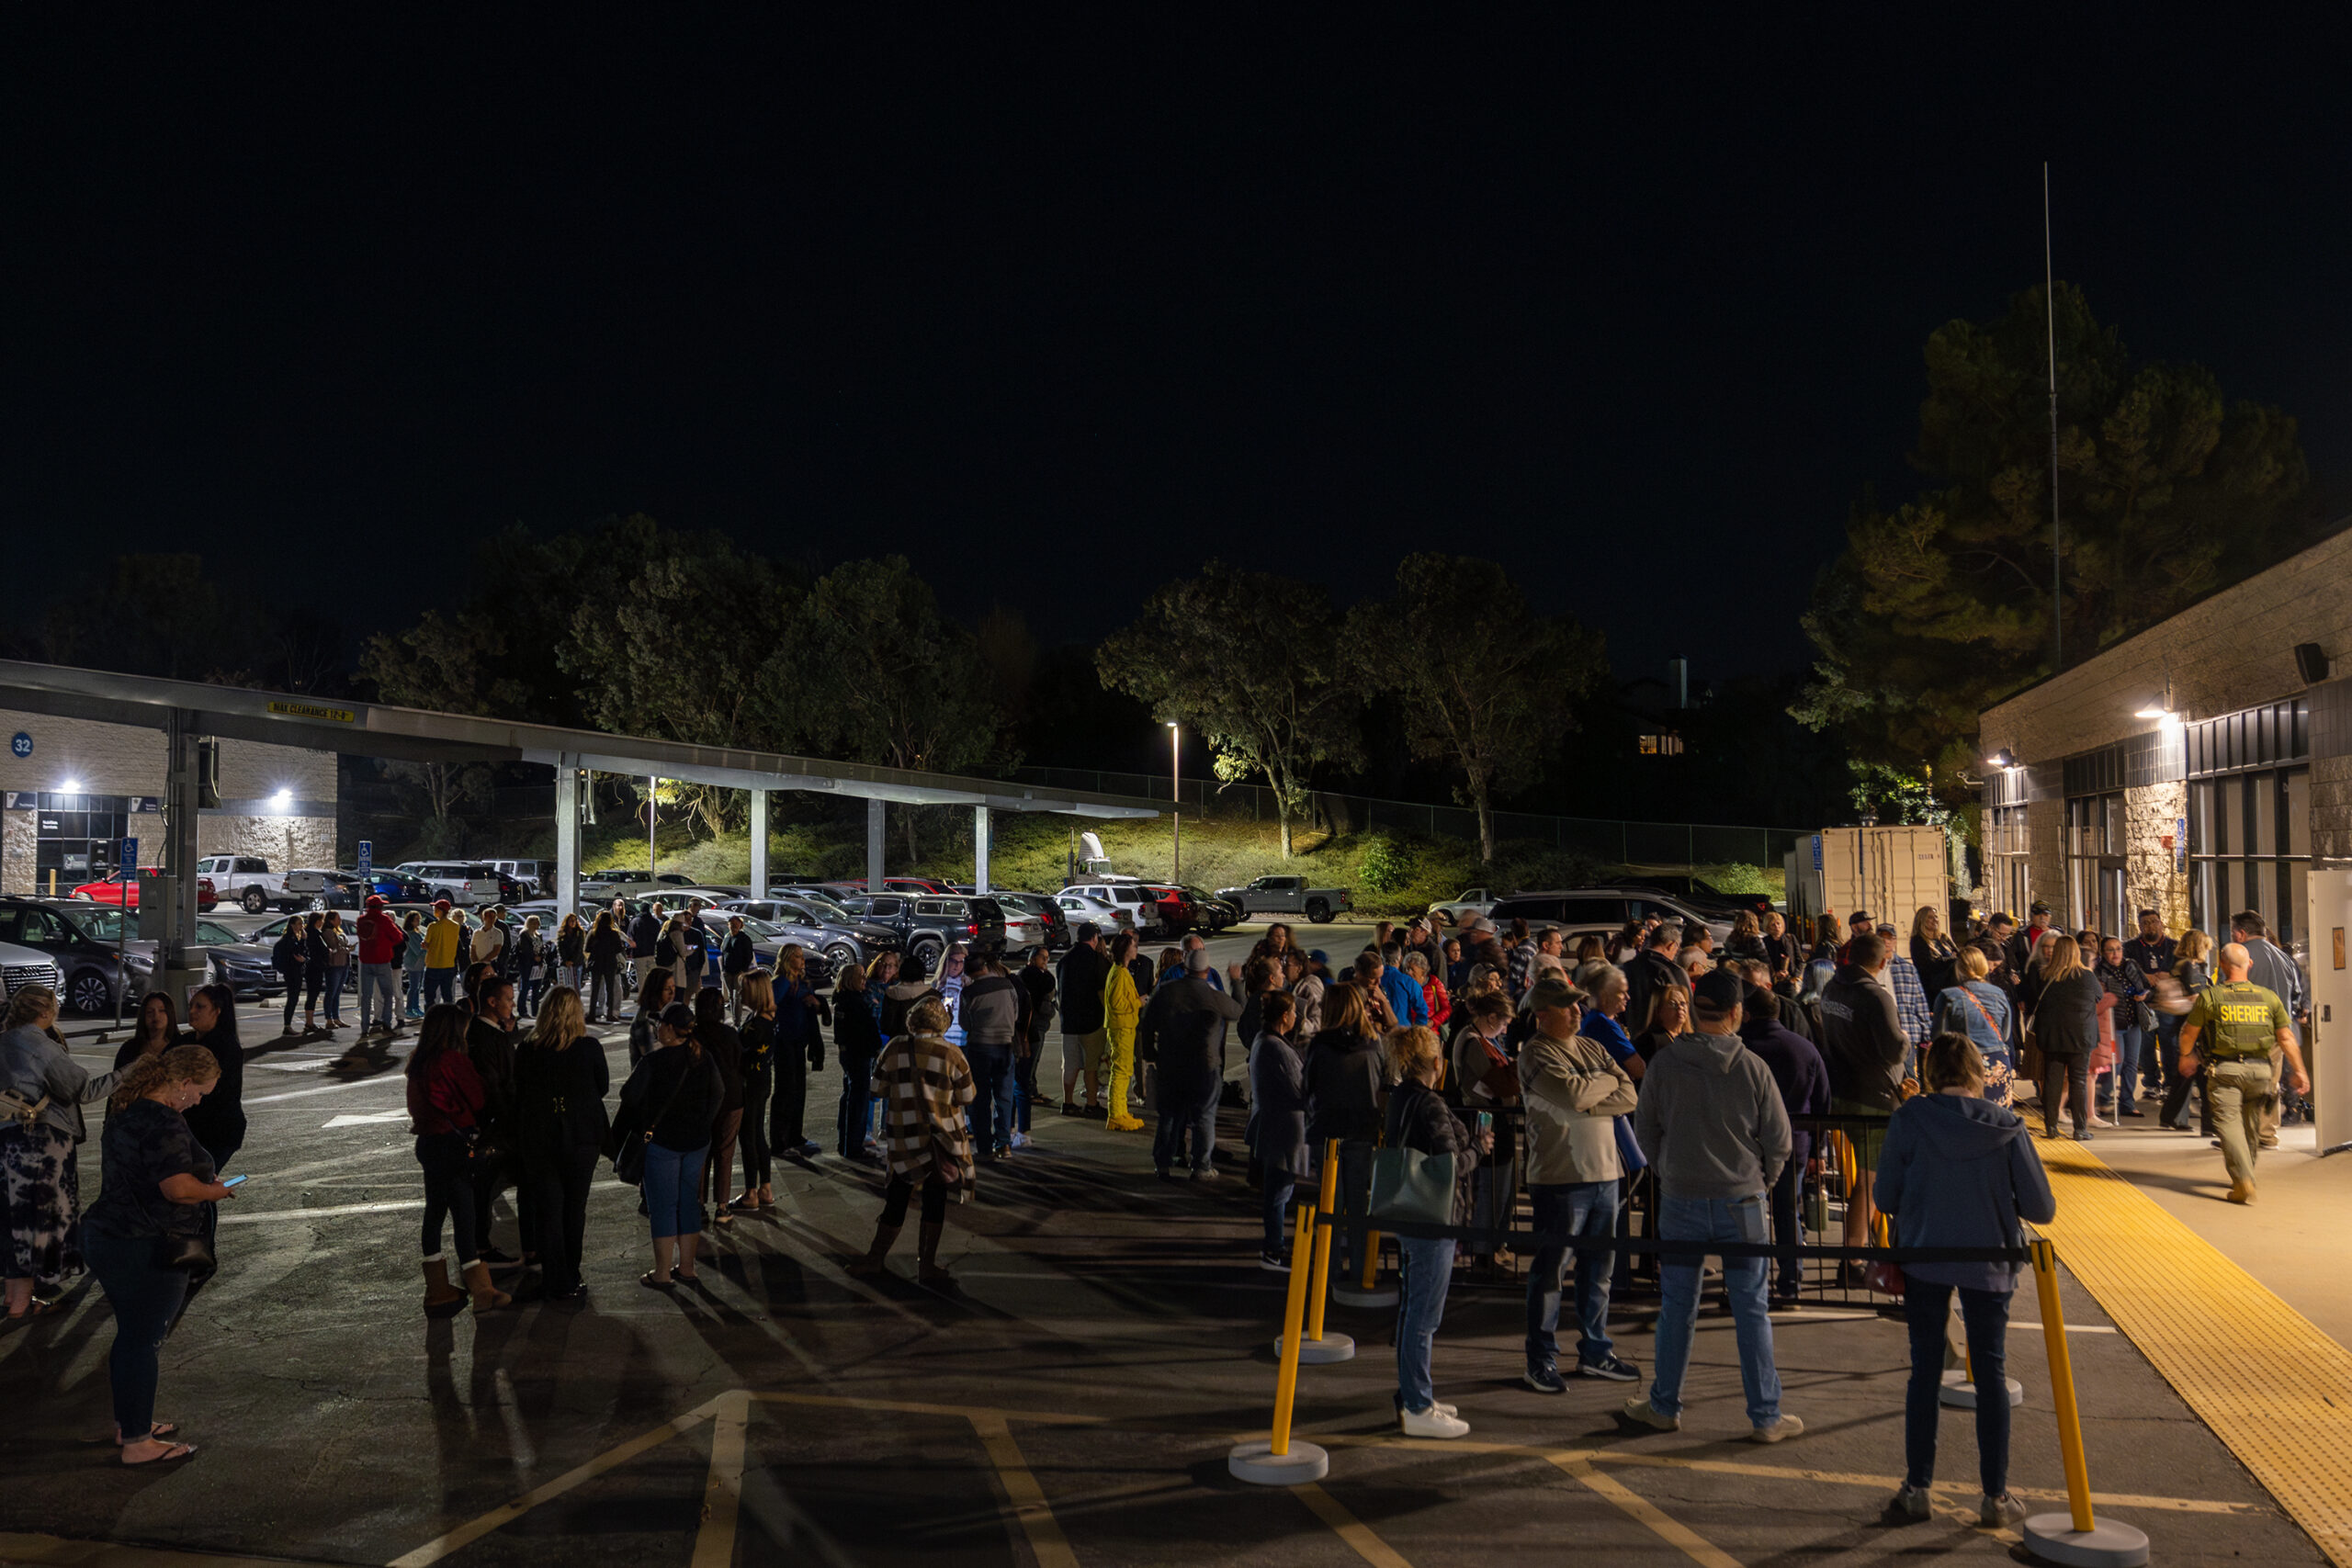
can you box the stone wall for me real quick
[199,813,337,870]
[1,813,31,897]
[2125,780,2189,931]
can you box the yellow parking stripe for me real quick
[1293,1483,1418,1568]
[2036,1136,2352,1564]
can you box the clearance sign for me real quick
[266,700,356,723]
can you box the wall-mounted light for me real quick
[60,777,82,794]
[1985,749,2018,771]
[272,787,293,810]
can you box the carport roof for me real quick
[0,660,1161,818]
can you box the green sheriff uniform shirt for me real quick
[2185,980,2290,1061]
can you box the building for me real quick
[0,711,336,896]
[1977,523,2352,961]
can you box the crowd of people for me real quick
[0,882,2303,1510]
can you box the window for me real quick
[1558,897,1629,925]
[1987,805,2031,919]
[2065,793,2127,940]
[1637,732,1684,756]
[2188,766,2311,950]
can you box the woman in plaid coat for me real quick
[847,996,975,1286]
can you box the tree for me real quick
[763,556,1001,860]
[1345,554,1605,863]
[1795,284,2311,800]
[357,608,531,835]
[1096,563,1363,857]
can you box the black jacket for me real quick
[467,1016,521,1135]
[834,990,884,1065]
[628,911,662,958]
[1305,1031,1384,1145]
[1624,947,1686,1034]
[723,931,756,976]
[1817,963,1905,1110]
[1057,944,1112,1034]
[588,926,627,973]
[618,1043,725,1153]
[180,1023,246,1163]
[1015,964,1057,1043]
[1137,974,1245,1098]
[2032,971,2102,1058]
[701,1022,745,1114]
[514,1036,611,1156]
[1384,1076,1476,1224]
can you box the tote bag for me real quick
[1368,1146,1457,1227]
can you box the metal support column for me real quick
[160,712,205,1005]
[750,788,770,898]
[556,757,581,918]
[974,805,989,894]
[867,798,886,893]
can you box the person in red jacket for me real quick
[404,1003,507,1314]
[356,894,405,1039]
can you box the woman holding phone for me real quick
[83,1043,234,1464]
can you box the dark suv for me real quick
[835,893,1008,971]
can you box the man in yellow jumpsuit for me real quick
[1102,931,1146,1131]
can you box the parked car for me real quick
[283,868,370,909]
[0,940,63,1003]
[196,854,296,913]
[880,876,954,896]
[989,890,1071,953]
[1427,886,1505,926]
[1139,884,1197,935]
[392,862,507,907]
[0,897,156,1015]
[71,872,220,913]
[833,893,1007,971]
[728,913,839,988]
[480,859,552,897]
[1052,890,1140,938]
[719,897,902,971]
[1612,875,1778,922]
[1179,886,1243,932]
[347,867,436,904]
[1485,887,1732,945]
[1212,874,1352,925]
[1058,880,1170,936]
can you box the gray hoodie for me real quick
[1632,1027,1792,1200]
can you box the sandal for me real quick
[122,1441,198,1466]
[639,1271,675,1290]
[116,1421,180,1446]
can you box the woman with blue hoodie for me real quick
[1874,1031,2056,1531]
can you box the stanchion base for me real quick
[1275,1333,1357,1364]
[1330,1284,1399,1309]
[2021,1514,2150,1567]
[1939,1370,2025,1408]
[1227,1438,1329,1485]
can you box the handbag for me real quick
[1368,1145,1458,1227]
[154,1232,216,1275]
[1,1087,51,1130]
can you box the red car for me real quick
[73,873,219,913]
[1140,884,1196,935]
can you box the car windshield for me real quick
[55,906,118,942]
[196,920,241,944]
[737,916,788,940]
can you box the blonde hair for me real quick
[909,996,952,1036]
[4,984,60,1032]
[778,944,806,981]
[2177,929,2213,968]
[1911,905,1942,942]
[110,1043,221,1112]
[1321,980,1369,1037]
[2041,934,2085,984]
[1956,945,1989,981]
[1382,1023,1442,1083]
[528,987,586,1051]
[740,970,775,1015]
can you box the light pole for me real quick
[1169,722,1181,883]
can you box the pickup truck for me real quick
[1214,874,1353,925]
[197,854,296,913]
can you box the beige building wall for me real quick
[0,710,337,897]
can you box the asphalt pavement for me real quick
[0,927,2325,1568]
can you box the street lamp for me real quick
[1169,722,1181,883]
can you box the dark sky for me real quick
[7,13,2348,684]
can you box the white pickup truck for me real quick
[196,854,296,914]
[1215,874,1353,925]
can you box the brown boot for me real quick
[461,1258,512,1312]
[421,1256,467,1318]
[2228,1179,2257,1204]
[846,1222,900,1277]
[917,1222,953,1287]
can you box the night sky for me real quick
[6,14,2346,683]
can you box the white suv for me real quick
[393,862,505,907]
[1,941,62,1001]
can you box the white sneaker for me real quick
[1620,1396,1679,1431]
[1748,1414,1804,1444]
[1009,1132,1032,1149]
[1399,1404,1470,1439]
[2088,1116,2117,1129]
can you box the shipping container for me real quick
[1786,825,1950,932]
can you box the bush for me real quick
[1357,833,1413,896]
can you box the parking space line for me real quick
[220,1199,424,1225]
[747,1390,1101,1425]
[1292,1483,1415,1568]
[690,1392,752,1568]
[1552,1458,1742,1568]
[971,1415,1083,1568]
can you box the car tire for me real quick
[1306,899,1331,924]
[243,886,268,913]
[199,900,218,913]
[911,938,943,972]
[825,942,859,970]
[67,968,115,1017]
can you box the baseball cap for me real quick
[1849,910,1872,927]
[1307,949,1328,966]
[1691,966,1746,1017]
[365,893,386,910]
[1526,976,1589,1013]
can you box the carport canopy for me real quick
[0,660,1159,976]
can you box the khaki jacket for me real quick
[1520,1028,1638,1186]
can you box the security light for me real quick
[1984,750,2017,771]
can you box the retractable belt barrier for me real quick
[1231,1141,2150,1564]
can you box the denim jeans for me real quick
[414,1134,480,1263]
[1525,1179,1620,1372]
[837,1057,876,1157]
[641,1142,709,1240]
[403,966,426,1015]
[1324,1140,1374,1279]
[1262,1173,1296,1255]
[1648,1191,1781,1426]
[518,976,544,1016]
[1904,1277,2012,1496]
[1153,1079,1219,1172]
[967,1042,1017,1154]
[1395,1235,1457,1414]
[424,967,457,1009]
[358,964,398,1032]
[322,965,348,1022]
[2111,1025,2146,1112]
[83,1224,189,1448]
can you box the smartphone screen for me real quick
[1475,1111,1492,1136]
[220,1175,248,1188]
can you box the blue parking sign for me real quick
[9,732,29,759]
[121,836,138,870]
[357,840,373,877]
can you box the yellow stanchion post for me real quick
[1230,1200,1329,1483]
[1361,1231,1381,1290]
[2020,1238,2149,1564]
[1291,1139,1355,1362]
[1331,1134,1398,1310]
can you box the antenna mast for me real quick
[2044,163,2062,672]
